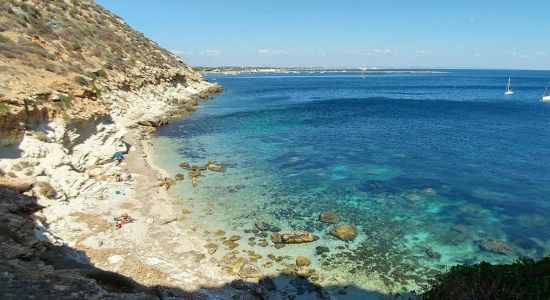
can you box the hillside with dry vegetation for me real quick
[0,0,217,145]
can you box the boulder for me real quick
[320,211,340,224]
[296,256,311,267]
[207,161,224,172]
[174,173,184,181]
[295,267,311,278]
[255,221,271,231]
[272,231,317,244]
[188,170,201,177]
[192,165,206,172]
[178,162,190,169]
[332,224,358,241]
[315,246,330,255]
[476,239,513,255]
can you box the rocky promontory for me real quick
[0,0,226,298]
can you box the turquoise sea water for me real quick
[153,70,550,295]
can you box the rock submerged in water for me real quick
[271,231,317,244]
[296,256,311,267]
[206,161,224,172]
[178,162,190,169]
[319,211,340,224]
[255,221,271,231]
[476,239,513,255]
[174,173,184,181]
[332,224,358,241]
[315,246,330,255]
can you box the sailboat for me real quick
[542,81,550,102]
[504,77,514,95]
[360,68,367,79]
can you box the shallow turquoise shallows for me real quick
[153,70,550,293]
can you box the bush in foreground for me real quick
[422,256,550,300]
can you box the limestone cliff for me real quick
[0,1,223,298]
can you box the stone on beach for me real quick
[204,243,218,255]
[238,262,263,278]
[319,211,340,224]
[271,231,317,244]
[332,224,358,241]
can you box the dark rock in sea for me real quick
[475,239,513,255]
[178,162,190,169]
[272,231,317,244]
[188,170,201,177]
[451,225,469,234]
[332,224,358,241]
[319,211,340,224]
[192,165,206,172]
[274,243,285,249]
[173,173,184,181]
[426,248,441,259]
[259,276,276,291]
[270,226,281,232]
[315,246,330,255]
[255,221,271,231]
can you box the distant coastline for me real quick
[194,66,448,75]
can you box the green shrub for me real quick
[33,131,49,142]
[0,102,9,114]
[53,95,72,111]
[58,94,72,108]
[91,83,101,96]
[422,256,550,300]
[74,75,88,86]
[37,182,57,199]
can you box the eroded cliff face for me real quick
[0,1,222,297]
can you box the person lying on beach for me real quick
[113,151,125,164]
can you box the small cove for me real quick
[153,70,550,295]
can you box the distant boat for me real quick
[504,77,514,95]
[542,81,550,102]
[360,68,366,79]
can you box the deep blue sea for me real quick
[154,69,550,295]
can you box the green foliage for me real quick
[422,256,550,300]
[53,95,72,111]
[33,131,49,142]
[74,76,88,86]
[37,182,56,199]
[91,83,101,96]
[0,102,9,114]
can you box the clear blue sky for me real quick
[96,0,550,69]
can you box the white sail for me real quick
[542,81,550,102]
[504,77,514,95]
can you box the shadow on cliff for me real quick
[0,184,417,299]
